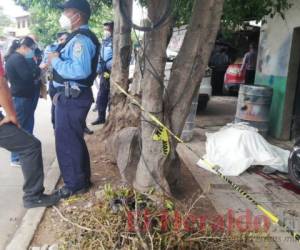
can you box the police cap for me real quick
[57,0,91,19]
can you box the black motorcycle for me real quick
[288,139,300,188]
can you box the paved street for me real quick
[0,98,56,250]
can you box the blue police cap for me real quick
[57,0,91,19]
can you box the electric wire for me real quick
[119,0,172,32]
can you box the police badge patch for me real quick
[73,42,83,57]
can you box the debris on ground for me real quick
[46,185,256,249]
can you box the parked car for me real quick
[164,63,212,111]
[223,59,245,95]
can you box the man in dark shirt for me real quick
[240,43,258,85]
[0,53,60,208]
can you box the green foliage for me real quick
[29,3,61,45]
[14,0,113,46]
[173,0,194,26]
[172,0,292,28]
[15,0,292,45]
[222,0,293,29]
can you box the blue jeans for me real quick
[11,96,37,162]
[30,85,40,132]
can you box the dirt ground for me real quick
[31,129,217,248]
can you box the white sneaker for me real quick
[10,161,21,168]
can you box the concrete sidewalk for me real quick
[0,99,56,250]
[179,96,299,249]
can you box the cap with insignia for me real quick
[57,0,91,19]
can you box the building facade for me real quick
[256,0,300,140]
[15,14,30,37]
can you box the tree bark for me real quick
[167,0,225,134]
[101,0,137,139]
[134,0,224,193]
[133,0,173,193]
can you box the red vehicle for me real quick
[223,59,245,95]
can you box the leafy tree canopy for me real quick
[15,0,113,45]
[15,0,292,45]
[174,0,292,27]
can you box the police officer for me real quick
[47,0,100,198]
[91,21,113,125]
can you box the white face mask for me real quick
[59,13,79,30]
[103,30,111,39]
[59,14,72,30]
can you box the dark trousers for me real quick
[0,117,44,201]
[245,70,256,85]
[30,84,40,132]
[11,96,37,162]
[211,69,226,96]
[96,75,110,122]
[55,88,93,192]
[49,82,57,127]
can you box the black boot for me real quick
[54,185,91,199]
[24,193,61,208]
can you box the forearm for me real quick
[0,77,16,116]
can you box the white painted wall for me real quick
[257,0,300,77]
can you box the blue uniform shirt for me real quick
[51,25,96,88]
[97,36,113,73]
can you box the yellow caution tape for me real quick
[104,72,110,79]
[112,81,300,244]
[152,126,170,156]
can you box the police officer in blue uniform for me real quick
[47,0,100,198]
[91,21,113,125]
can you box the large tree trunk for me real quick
[134,0,225,193]
[133,0,173,193]
[101,0,137,140]
[167,0,224,134]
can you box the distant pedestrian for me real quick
[0,52,60,208]
[240,43,257,85]
[210,47,230,96]
[27,44,43,133]
[91,21,114,125]
[5,37,40,167]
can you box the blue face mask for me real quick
[25,49,35,59]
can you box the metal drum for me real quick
[235,84,273,136]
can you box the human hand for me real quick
[0,113,20,127]
[39,63,48,70]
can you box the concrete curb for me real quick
[5,160,60,250]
